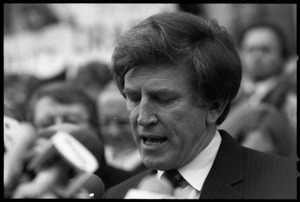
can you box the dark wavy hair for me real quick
[112,12,242,125]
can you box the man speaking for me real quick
[103,11,298,199]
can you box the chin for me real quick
[142,158,160,169]
[142,158,172,171]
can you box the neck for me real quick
[186,124,217,166]
[202,124,217,151]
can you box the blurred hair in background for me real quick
[66,59,113,101]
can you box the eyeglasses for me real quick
[36,115,90,129]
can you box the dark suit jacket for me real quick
[103,130,298,199]
[95,160,147,190]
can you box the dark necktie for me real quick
[162,170,185,188]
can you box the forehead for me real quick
[243,27,281,48]
[99,90,124,103]
[35,96,89,116]
[124,64,192,92]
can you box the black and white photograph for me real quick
[3,3,297,199]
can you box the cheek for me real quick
[162,109,196,148]
[128,110,139,140]
[100,127,111,140]
[172,105,207,128]
[269,56,282,68]
[123,125,134,138]
[128,107,139,125]
[101,126,109,135]
[178,109,208,141]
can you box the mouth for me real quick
[141,136,168,146]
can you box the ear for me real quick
[206,101,228,124]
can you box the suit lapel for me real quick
[200,130,244,199]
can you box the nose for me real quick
[137,98,158,126]
[250,48,264,58]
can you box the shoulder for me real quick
[242,144,296,164]
[241,145,297,175]
[218,130,297,198]
[242,147,297,198]
[219,129,297,181]
[222,128,297,171]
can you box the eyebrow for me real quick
[123,87,178,96]
[150,88,175,96]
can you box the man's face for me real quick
[123,64,214,170]
[98,91,135,151]
[34,96,90,132]
[240,27,284,81]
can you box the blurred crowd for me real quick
[4,5,297,199]
[4,58,147,198]
[220,22,297,159]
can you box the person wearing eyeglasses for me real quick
[97,82,147,177]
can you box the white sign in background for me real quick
[4,4,178,79]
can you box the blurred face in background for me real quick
[33,96,91,132]
[240,27,284,82]
[98,90,135,153]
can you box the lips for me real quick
[141,136,167,146]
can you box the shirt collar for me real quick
[157,130,221,191]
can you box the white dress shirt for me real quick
[156,130,221,199]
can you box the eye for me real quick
[36,117,54,129]
[155,96,174,104]
[65,115,88,125]
[126,94,141,104]
[261,47,271,54]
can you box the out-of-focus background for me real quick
[3,4,297,198]
[4,4,296,78]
